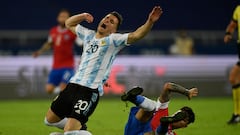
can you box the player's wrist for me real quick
[183,90,189,97]
[225,32,232,36]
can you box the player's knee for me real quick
[46,89,54,94]
[44,117,53,126]
[59,83,67,91]
[46,84,55,94]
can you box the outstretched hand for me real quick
[148,6,163,23]
[224,34,232,44]
[32,51,39,58]
[187,88,198,100]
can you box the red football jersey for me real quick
[49,26,76,69]
[151,108,177,135]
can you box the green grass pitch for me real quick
[0,97,240,135]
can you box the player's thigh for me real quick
[46,83,56,92]
[229,64,240,83]
[64,118,82,131]
[70,85,99,124]
[135,108,154,122]
[46,108,62,123]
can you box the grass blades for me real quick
[0,97,239,135]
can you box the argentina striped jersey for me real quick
[70,24,130,95]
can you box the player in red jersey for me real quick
[33,9,81,94]
[122,82,198,135]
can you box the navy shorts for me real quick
[124,107,152,135]
[48,68,74,86]
[51,83,99,124]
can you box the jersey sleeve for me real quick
[75,38,83,46]
[111,33,130,47]
[156,100,169,110]
[75,24,94,40]
[233,6,240,22]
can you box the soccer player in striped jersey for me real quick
[122,82,198,135]
[44,6,163,135]
[224,5,240,124]
[33,9,82,94]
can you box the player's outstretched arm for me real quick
[224,20,237,43]
[160,82,198,103]
[32,41,52,58]
[65,13,94,34]
[127,6,163,44]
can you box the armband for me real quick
[183,90,189,96]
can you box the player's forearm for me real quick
[159,82,189,103]
[135,20,154,37]
[166,82,189,97]
[65,13,87,30]
[225,21,237,35]
[38,42,51,54]
[127,20,154,44]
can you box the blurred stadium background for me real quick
[0,0,238,99]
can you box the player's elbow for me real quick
[65,21,76,34]
[163,82,173,91]
[65,19,71,29]
[65,18,75,30]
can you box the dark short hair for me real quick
[59,8,71,16]
[110,11,123,29]
[181,106,195,124]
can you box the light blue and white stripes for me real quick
[70,24,129,95]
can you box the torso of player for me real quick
[175,37,193,55]
[233,6,240,42]
[71,34,124,90]
[70,25,129,94]
[49,26,76,69]
[151,108,176,135]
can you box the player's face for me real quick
[57,11,70,27]
[171,118,189,129]
[97,14,119,35]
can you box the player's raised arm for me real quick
[32,41,52,58]
[224,20,237,43]
[127,6,163,44]
[160,82,198,103]
[65,13,94,34]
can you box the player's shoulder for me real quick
[51,26,58,30]
[110,32,128,39]
[49,26,58,32]
[235,5,240,11]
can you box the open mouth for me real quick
[101,23,106,29]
